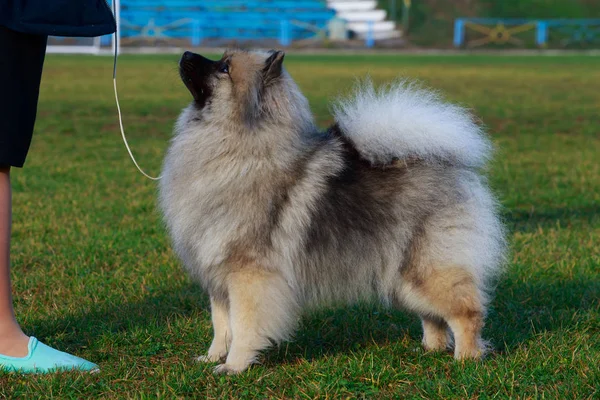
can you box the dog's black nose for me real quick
[180,52,216,69]
[182,51,195,61]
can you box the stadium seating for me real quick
[119,0,336,44]
[327,0,400,40]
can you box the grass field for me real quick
[1,53,599,398]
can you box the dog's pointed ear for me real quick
[263,50,285,84]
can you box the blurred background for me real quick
[46,0,600,54]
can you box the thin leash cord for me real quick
[111,5,162,181]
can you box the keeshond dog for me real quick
[159,50,506,374]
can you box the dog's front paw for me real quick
[196,345,228,363]
[213,363,248,375]
[196,353,223,363]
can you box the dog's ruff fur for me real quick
[159,50,507,375]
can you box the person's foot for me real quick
[0,330,30,357]
[0,337,98,373]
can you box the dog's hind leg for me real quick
[421,316,449,352]
[400,266,486,360]
[197,296,231,363]
[213,268,299,375]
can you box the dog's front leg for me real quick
[197,296,231,363]
[213,268,298,375]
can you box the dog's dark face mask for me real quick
[179,51,224,108]
[179,50,287,123]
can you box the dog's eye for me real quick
[219,63,229,74]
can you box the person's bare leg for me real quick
[0,166,29,357]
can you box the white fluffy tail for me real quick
[332,79,492,168]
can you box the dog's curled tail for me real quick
[332,79,492,168]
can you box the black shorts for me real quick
[0,25,47,168]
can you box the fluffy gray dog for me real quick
[159,49,506,375]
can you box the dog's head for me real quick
[179,49,309,128]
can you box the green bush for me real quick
[375,0,600,46]
[481,0,600,19]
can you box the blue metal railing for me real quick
[454,18,600,48]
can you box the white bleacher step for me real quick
[328,1,377,12]
[360,30,402,40]
[346,20,396,33]
[347,21,401,40]
[337,10,387,22]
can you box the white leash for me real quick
[113,76,162,181]
[112,3,162,181]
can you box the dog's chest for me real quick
[160,143,281,268]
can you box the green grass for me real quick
[1,53,599,398]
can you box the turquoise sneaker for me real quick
[0,337,99,374]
